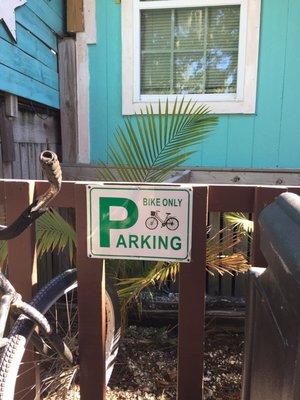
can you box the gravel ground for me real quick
[107,326,244,400]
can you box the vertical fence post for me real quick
[177,185,208,400]
[5,181,37,400]
[75,184,106,400]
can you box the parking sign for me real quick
[87,184,193,262]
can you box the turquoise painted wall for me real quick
[89,0,300,169]
[0,0,65,109]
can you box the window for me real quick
[122,0,261,114]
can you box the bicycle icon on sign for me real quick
[145,210,179,231]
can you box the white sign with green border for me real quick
[87,184,193,262]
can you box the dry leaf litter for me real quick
[107,325,243,400]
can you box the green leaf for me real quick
[36,210,76,262]
[98,98,218,183]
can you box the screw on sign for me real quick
[87,184,193,262]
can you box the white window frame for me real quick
[122,0,261,115]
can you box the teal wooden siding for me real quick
[89,0,300,169]
[0,0,65,109]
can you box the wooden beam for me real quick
[4,93,18,118]
[58,38,78,163]
[0,103,15,163]
[62,164,300,186]
[75,184,106,400]
[178,186,208,399]
[67,0,84,33]
[5,180,37,400]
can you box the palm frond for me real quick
[98,98,218,182]
[36,210,76,263]
[225,212,254,233]
[118,226,250,319]
[117,261,179,323]
[206,226,250,275]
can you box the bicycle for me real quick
[0,151,121,400]
[145,211,179,231]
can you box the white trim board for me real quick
[74,0,97,163]
[122,0,261,115]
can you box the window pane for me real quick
[208,6,240,48]
[174,53,205,93]
[141,9,171,50]
[206,50,238,93]
[141,53,171,94]
[174,8,205,51]
[140,5,240,95]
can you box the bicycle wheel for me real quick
[0,269,121,400]
[165,217,179,231]
[145,217,158,230]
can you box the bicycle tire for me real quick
[0,269,121,400]
[145,217,158,230]
[165,217,179,231]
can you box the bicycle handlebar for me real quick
[0,151,62,241]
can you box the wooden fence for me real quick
[1,180,300,400]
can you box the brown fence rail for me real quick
[1,180,300,400]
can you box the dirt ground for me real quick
[107,325,244,400]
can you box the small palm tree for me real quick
[94,98,249,316]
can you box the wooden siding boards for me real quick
[0,0,65,109]
[43,0,64,17]
[0,40,58,90]
[226,116,255,168]
[89,0,300,169]
[26,0,64,35]
[89,0,109,163]
[0,64,59,108]
[250,0,288,168]
[278,0,300,168]
[0,25,57,71]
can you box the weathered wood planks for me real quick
[67,0,84,33]
[0,0,65,108]
[58,38,78,163]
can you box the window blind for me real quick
[141,6,240,95]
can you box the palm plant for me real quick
[98,99,217,182]
[117,226,249,319]
[94,98,249,316]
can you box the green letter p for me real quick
[99,197,138,247]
